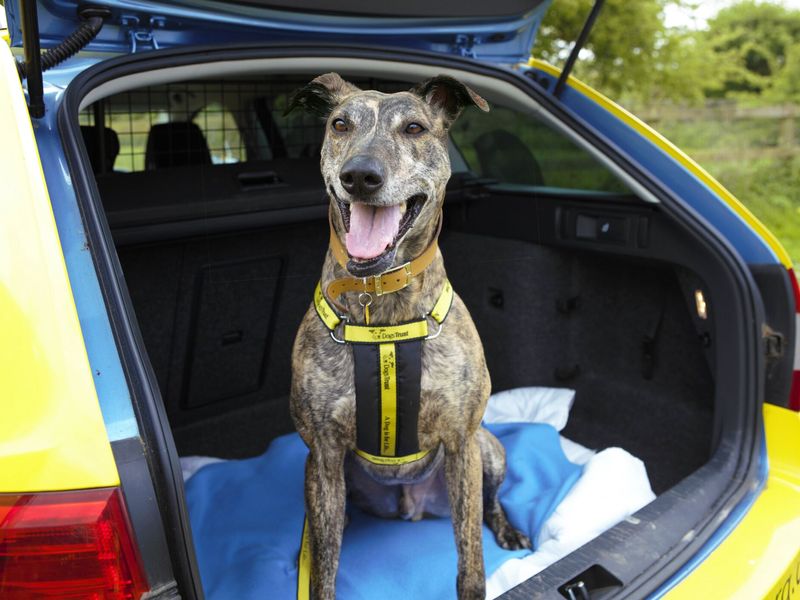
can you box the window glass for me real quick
[449,105,631,193]
[266,90,327,159]
[193,102,246,165]
[80,81,272,172]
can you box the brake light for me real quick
[788,268,800,411]
[0,488,149,599]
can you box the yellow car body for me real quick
[0,40,117,494]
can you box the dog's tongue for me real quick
[346,202,402,259]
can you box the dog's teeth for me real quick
[399,202,407,216]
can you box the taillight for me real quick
[788,268,800,411]
[0,488,149,599]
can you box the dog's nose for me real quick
[339,155,385,196]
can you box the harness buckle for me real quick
[329,318,348,344]
[425,318,443,340]
[373,274,383,296]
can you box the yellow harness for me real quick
[313,279,454,466]
[298,213,451,598]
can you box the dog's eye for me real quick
[405,123,425,135]
[332,118,348,133]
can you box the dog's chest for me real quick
[294,283,489,454]
[336,316,487,450]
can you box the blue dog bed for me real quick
[185,422,581,599]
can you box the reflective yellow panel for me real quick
[0,43,118,492]
[665,404,800,599]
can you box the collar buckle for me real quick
[402,262,413,287]
[372,262,412,296]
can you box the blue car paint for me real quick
[5,0,552,64]
[34,76,139,441]
[524,65,781,267]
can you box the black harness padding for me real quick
[353,340,423,459]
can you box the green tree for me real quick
[768,41,800,101]
[704,1,800,98]
[532,0,719,103]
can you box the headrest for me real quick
[474,129,543,186]
[80,125,120,174]
[145,122,211,170]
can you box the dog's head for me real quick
[288,73,489,276]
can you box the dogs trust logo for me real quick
[368,328,411,342]
[380,348,396,391]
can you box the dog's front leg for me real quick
[305,443,347,599]
[445,435,485,600]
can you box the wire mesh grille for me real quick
[79,76,410,174]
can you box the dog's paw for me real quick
[494,525,532,551]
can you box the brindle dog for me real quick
[288,73,531,600]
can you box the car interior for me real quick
[78,73,716,497]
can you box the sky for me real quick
[664,0,800,29]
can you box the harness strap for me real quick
[326,210,443,301]
[313,278,453,339]
[297,518,311,600]
[298,279,454,599]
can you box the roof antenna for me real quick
[553,0,605,98]
[17,2,110,118]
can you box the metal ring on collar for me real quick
[425,319,443,340]
[329,320,348,344]
[358,292,373,307]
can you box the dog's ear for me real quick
[285,73,361,117]
[410,75,489,126]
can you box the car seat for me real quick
[80,125,120,174]
[474,129,544,185]
[145,122,212,169]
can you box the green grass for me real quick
[654,116,800,268]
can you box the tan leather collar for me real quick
[326,208,442,301]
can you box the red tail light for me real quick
[788,268,800,411]
[0,488,149,599]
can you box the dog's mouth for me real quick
[336,194,427,274]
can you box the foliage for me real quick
[532,0,721,104]
[656,114,800,266]
[533,0,800,104]
[766,41,800,101]
[703,1,800,99]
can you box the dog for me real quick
[288,73,531,600]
